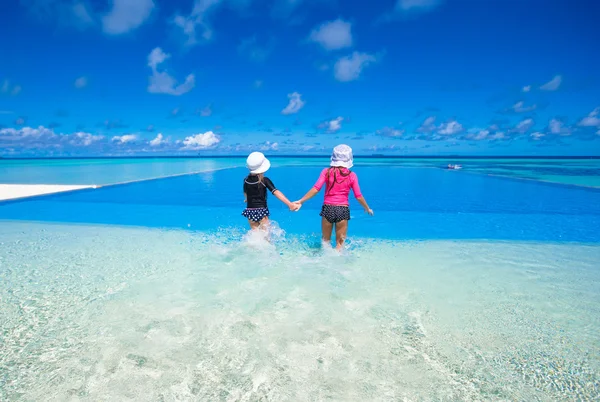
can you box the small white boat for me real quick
[446,164,462,170]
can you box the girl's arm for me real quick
[243,192,247,203]
[264,177,299,211]
[352,174,373,215]
[296,169,326,204]
[273,190,299,210]
[297,187,319,204]
[356,196,374,215]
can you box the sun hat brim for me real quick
[330,160,353,169]
[249,158,271,174]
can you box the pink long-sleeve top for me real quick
[313,167,362,206]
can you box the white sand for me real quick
[0,184,96,201]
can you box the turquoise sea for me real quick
[1,157,600,187]
[1,157,599,401]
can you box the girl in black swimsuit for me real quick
[242,152,299,230]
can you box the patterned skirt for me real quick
[242,207,270,222]
[320,204,351,223]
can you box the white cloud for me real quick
[182,131,220,150]
[548,119,562,134]
[148,47,167,69]
[0,125,223,155]
[513,118,534,134]
[173,0,222,47]
[417,116,436,132]
[540,75,562,91]
[220,140,286,154]
[547,118,571,136]
[437,120,463,135]
[199,104,213,117]
[2,80,21,96]
[328,117,343,132]
[281,92,305,115]
[238,36,273,62]
[0,126,104,149]
[334,51,377,82]
[72,1,94,26]
[522,85,531,93]
[376,127,404,138]
[530,132,545,141]
[173,14,200,46]
[102,0,155,35]
[74,76,88,88]
[396,0,442,12]
[320,117,344,133]
[0,126,55,140]
[149,133,167,147]
[112,134,138,144]
[147,47,195,96]
[512,101,536,113]
[367,144,400,152]
[309,19,352,51]
[469,129,489,141]
[23,0,95,30]
[578,107,600,127]
[70,132,104,146]
[260,141,278,151]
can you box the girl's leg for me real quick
[321,217,333,244]
[248,216,269,231]
[258,216,270,230]
[334,220,348,250]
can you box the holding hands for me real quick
[289,201,302,211]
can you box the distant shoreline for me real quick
[1,155,599,160]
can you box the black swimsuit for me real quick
[242,175,277,222]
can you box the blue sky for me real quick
[1,0,599,156]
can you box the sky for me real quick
[1,0,599,156]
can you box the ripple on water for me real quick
[0,222,599,401]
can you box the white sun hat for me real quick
[330,144,353,169]
[246,152,271,174]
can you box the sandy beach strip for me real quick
[0,184,96,201]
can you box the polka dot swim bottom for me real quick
[320,204,351,223]
[242,207,270,222]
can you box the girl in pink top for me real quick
[296,144,373,250]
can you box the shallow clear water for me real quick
[1,160,600,400]
[1,223,599,401]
